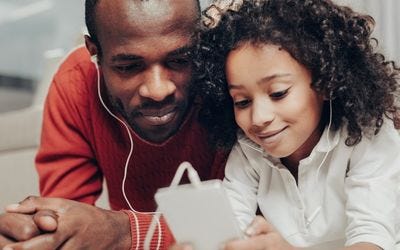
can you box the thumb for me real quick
[245,216,275,237]
[33,209,58,232]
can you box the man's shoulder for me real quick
[61,46,92,68]
[52,46,97,93]
[55,46,95,81]
[47,46,99,110]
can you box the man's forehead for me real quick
[97,0,199,38]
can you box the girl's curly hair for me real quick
[193,0,400,149]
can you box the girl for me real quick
[194,0,400,249]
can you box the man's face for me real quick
[92,0,198,143]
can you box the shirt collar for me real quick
[237,126,341,168]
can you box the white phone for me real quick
[155,179,243,250]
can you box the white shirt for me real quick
[223,121,400,250]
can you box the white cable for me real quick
[315,98,333,183]
[93,58,162,250]
[307,99,333,226]
[143,212,162,250]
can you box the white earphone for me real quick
[91,54,98,64]
[91,54,162,250]
[306,98,333,226]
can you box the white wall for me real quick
[335,0,400,63]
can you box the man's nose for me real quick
[251,98,275,127]
[138,65,176,101]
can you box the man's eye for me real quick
[234,99,251,109]
[166,57,190,70]
[270,89,289,99]
[114,63,144,74]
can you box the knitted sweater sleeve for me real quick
[36,66,103,205]
[123,210,175,249]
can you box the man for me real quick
[0,0,229,249]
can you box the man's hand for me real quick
[0,208,58,248]
[3,196,131,250]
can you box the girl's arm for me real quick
[342,243,382,250]
[344,122,399,249]
[221,216,383,250]
[222,142,261,230]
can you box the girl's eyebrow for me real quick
[257,73,291,85]
[228,73,291,90]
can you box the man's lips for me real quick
[136,106,178,126]
[142,111,176,125]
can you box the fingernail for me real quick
[182,245,193,250]
[245,226,255,236]
[5,203,19,211]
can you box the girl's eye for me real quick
[234,99,251,109]
[270,89,289,99]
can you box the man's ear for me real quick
[84,35,98,57]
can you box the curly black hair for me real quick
[193,0,400,149]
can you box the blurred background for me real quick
[1,0,399,114]
[0,0,83,113]
[0,0,399,209]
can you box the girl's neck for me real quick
[281,121,325,180]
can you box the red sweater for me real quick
[36,47,229,249]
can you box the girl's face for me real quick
[226,43,324,162]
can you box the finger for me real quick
[5,203,35,214]
[0,213,40,241]
[223,235,270,250]
[0,234,14,248]
[245,216,275,236]
[33,210,58,232]
[6,196,65,214]
[3,233,63,250]
[5,196,42,214]
[169,243,193,250]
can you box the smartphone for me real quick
[155,179,243,250]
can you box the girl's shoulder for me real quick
[347,119,400,169]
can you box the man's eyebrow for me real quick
[111,54,142,62]
[168,45,193,57]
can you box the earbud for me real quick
[91,54,98,64]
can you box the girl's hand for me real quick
[222,216,298,250]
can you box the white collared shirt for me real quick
[223,121,400,249]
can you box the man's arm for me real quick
[36,70,103,203]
